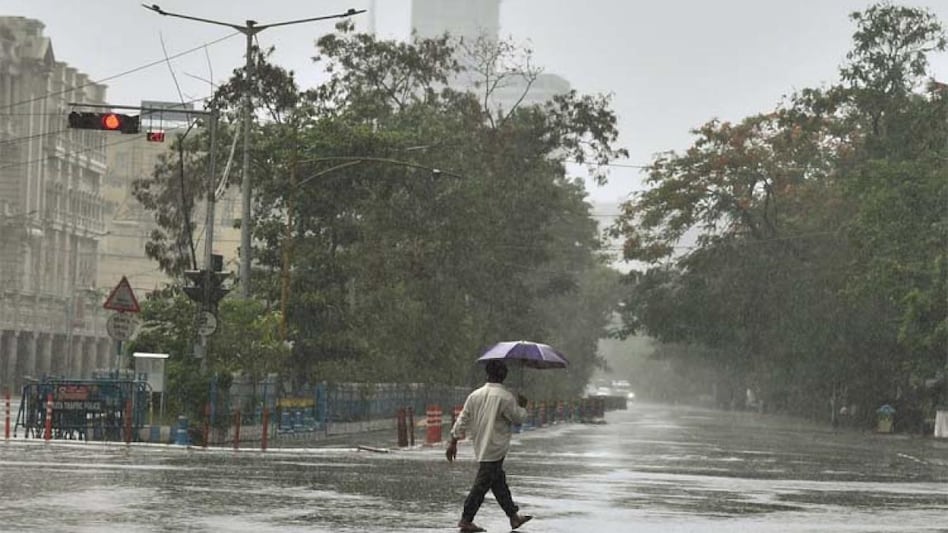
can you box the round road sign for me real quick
[197,311,218,337]
[107,313,140,341]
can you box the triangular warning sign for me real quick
[103,276,141,313]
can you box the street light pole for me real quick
[141,4,366,298]
[239,27,254,298]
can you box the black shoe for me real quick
[458,520,486,533]
[510,514,533,529]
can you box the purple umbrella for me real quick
[477,340,569,370]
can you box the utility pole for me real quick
[204,107,219,311]
[142,4,366,298]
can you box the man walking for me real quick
[446,360,533,532]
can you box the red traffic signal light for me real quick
[67,111,140,134]
[101,113,122,130]
[146,131,166,143]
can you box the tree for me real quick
[611,3,947,424]
[132,23,628,399]
[127,292,288,422]
[259,27,626,392]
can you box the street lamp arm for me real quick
[258,9,367,31]
[296,160,365,189]
[141,4,246,32]
[298,156,464,180]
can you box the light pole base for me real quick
[935,410,948,438]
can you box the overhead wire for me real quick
[0,31,242,113]
[0,92,210,149]
[0,96,212,172]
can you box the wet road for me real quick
[1,403,946,532]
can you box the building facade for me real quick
[0,17,114,392]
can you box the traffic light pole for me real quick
[199,107,219,373]
[69,101,223,369]
[204,107,219,311]
[70,102,222,281]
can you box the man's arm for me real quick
[502,392,528,426]
[451,397,472,441]
[446,396,473,462]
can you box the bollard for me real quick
[124,399,133,445]
[4,389,9,440]
[407,407,415,447]
[233,409,241,451]
[539,401,547,427]
[203,404,210,448]
[425,405,442,445]
[261,407,269,451]
[175,415,189,445]
[396,408,408,447]
[44,393,53,441]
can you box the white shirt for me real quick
[450,382,527,462]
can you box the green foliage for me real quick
[612,2,947,426]
[132,23,627,399]
[127,292,287,421]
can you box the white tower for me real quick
[411,0,502,42]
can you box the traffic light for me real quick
[146,131,165,143]
[183,269,232,307]
[67,111,141,134]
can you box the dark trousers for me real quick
[462,459,519,522]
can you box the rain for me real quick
[2,1,947,531]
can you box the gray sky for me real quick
[11,0,948,206]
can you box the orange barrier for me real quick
[425,405,442,445]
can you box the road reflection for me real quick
[0,403,945,532]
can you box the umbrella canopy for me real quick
[477,340,569,370]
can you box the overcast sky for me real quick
[10,0,948,206]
